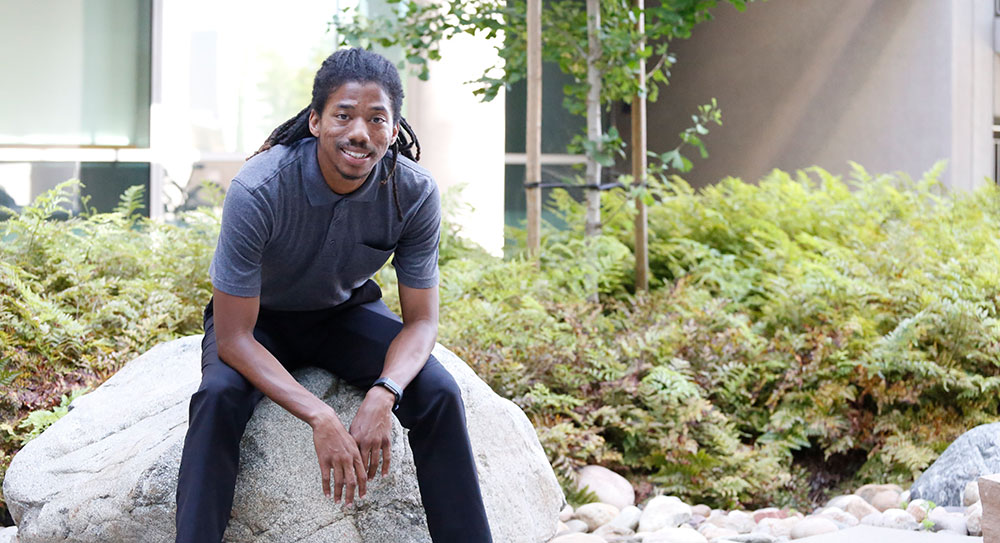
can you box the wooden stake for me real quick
[526,0,542,257]
[633,0,648,291]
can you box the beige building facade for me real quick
[628,0,997,191]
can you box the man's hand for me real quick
[311,410,367,505]
[350,386,395,479]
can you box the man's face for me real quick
[309,81,400,194]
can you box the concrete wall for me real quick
[629,0,995,190]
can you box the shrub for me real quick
[4,162,1000,516]
[0,181,218,514]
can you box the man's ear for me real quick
[308,109,320,138]
[391,122,400,143]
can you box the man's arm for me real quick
[350,283,439,479]
[212,288,368,504]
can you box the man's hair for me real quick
[252,48,421,219]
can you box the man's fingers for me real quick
[368,448,381,480]
[355,456,368,499]
[320,459,332,498]
[332,463,344,503]
[344,471,358,506]
[381,440,391,476]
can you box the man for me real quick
[174,48,493,543]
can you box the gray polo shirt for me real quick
[209,137,440,311]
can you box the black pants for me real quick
[174,282,492,542]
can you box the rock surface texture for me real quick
[910,422,1000,506]
[4,336,563,543]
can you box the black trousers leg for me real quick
[311,300,493,543]
[175,307,287,543]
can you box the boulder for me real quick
[575,465,635,509]
[4,336,563,543]
[0,527,17,543]
[909,422,1000,506]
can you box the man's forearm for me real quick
[378,318,438,391]
[218,335,334,426]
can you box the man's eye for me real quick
[335,113,349,120]
[372,117,386,124]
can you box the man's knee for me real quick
[412,357,464,412]
[191,368,254,414]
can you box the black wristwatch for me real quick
[372,377,403,411]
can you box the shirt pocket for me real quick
[345,242,395,278]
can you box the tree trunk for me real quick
[633,0,648,291]
[584,0,602,238]
[525,0,542,257]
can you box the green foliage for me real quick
[6,163,1000,513]
[7,388,90,445]
[416,163,1000,508]
[0,180,220,513]
[332,0,747,108]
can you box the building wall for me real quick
[631,0,995,190]
[406,35,506,256]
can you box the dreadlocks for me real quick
[251,48,421,220]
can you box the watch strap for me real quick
[372,377,402,411]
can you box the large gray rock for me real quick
[910,422,1000,507]
[4,336,562,542]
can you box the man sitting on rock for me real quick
[174,48,492,543]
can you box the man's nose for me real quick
[346,117,369,146]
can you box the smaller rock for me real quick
[575,502,620,532]
[905,499,932,523]
[815,507,858,528]
[639,495,692,533]
[825,494,853,510]
[608,505,642,532]
[754,517,800,539]
[644,526,708,543]
[0,527,16,543]
[691,504,712,518]
[576,465,635,509]
[870,490,902,512]
[928,506,966,534]
[593,523,633,538]
[752,508,782,523]
[964,480,981,507]
[789,516,838,539]
[560,504,575,522]
[900,490,910,503]
[980,474,1000,541]
[564,519,589,534]
[555,521,571,536]
[688,514,705,528]
[854,483,904,504]
[549,533,605,543]
[966,501,983,536]
[723,511,756,534]
[880,508,918,530]
[723,535,776,543]
[697,523,738,540]
[843,495,879,521]
[860,512,883,527]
